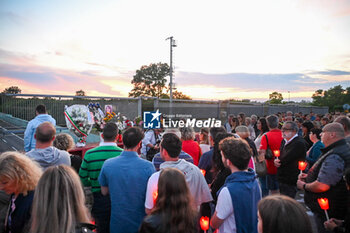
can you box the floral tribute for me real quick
[64,105,94,147]
[103,111,134,133]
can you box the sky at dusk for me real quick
[1,0,350,101]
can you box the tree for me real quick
[311,85,349,112]
[75,90,86,96]
[129,63,170,98]
[2,86,21,94]
[268,91,283,104]
[160,90,192,100]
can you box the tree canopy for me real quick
[128,63,191,99]
[268,91,283,104]
[2,86,21,94]
[75,90,86,96]
[312,85,350,112]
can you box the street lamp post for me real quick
[166,36,176,115]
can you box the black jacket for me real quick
[277,136,307,185]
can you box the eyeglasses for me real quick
[281,128,293,132]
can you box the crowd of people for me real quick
[0,104,350,233]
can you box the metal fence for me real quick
[1,94,329,127]
[0,94,140,126]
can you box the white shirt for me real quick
[284,133,298,146]
[141,130,157,155]
[215,187,236,233]
[145,159,213,209]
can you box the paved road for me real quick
[0,119,25,152]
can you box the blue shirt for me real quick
[99,151,155,233]
[198,148,214,183]
[306,140,325,167]
[24,114,56,152]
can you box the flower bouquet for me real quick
[88,103,105,132]
[133,116,143,127]
[64,105,93,147]
[103,111,133,142]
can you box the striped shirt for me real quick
[79,144,123,193]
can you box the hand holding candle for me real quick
[318,198,330,221]
[200,216,210,232]
[298,161,307,175]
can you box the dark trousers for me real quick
[259,176,269,197]
[279,182,297,198]
[92,192,111,233]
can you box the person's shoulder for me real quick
[202,149,213,157]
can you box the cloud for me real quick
[311,70,350,75]
[0,11,25,25]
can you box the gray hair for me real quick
[180,127,195,140]
[251,115,258,121]
[266,115,279,129]
[284,121,298,132]
[163,128,181,139]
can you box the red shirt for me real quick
[182,140,202,166]
[260,129,283,174]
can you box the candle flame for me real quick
[152,190,158,204]
[273,150,280,157]
[200,169,206,176]
[200,216,210,231]
[318,198,329,210]
[298,161,307,171]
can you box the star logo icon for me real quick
[150,109,161,122]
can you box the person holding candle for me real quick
[139,167,198,233]
[274,121,307,198]
[144,133,212,214]
[258,115,283,195]
[257,195,312,233]
[211,137,261,233]
[297,123,350,233]
[324,168,350,233]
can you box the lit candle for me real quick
[273,150,280,159]
[298,161,307,175]
[318,198,330,221]
[200,216,210,232]
[152,190,158,204]
[200,169,206,176]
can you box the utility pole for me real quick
[288,91,290,102]
[166,36,176,115]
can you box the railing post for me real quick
[138,97,142,117]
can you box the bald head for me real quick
[321,122,345,147]
[35,122,56,143]
[334,116,350,136]
[323,123,345,138]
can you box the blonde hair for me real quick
[53,133,75,151]
[0,151,42,195]
[30,165,90,233]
